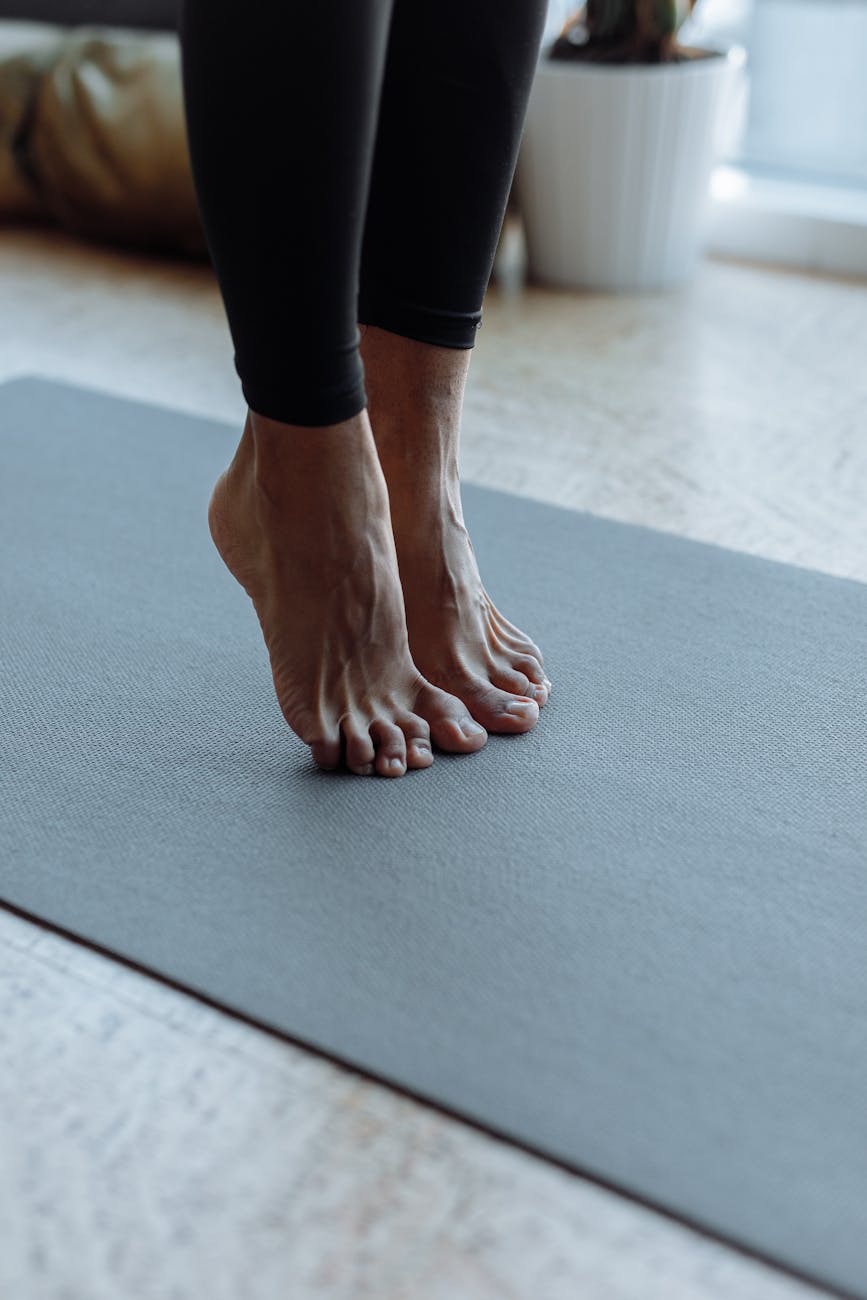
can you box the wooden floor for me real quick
[2,223,864,1300]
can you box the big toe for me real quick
[461,678,540,734]
[415,682,488,754]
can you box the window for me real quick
[686,0,867,273]
[540,0,867,275]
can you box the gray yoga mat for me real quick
[1,376,865,1299]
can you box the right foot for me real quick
[207,407,489,776]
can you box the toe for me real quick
[461,679,540,734]
[395,713,434,770]
[369,718,407,777]
[491,666,548,708]
[432,714,488,752]
[406,737,434,768]
[309,733,342,771]
[415,683,487,754]
[512,654,548,686]
[290,708,343,771]
[342,719,376,775]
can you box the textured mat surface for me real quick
[2,376,866,1298]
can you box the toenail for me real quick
[412,740,431,754]
[386,756,405,772]
[461,718,486,737]
[507,698,538,716]
[356,763,375,776]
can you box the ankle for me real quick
[247,406,379,503]
[387,465,466,554]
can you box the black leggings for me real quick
[178,0,548,427]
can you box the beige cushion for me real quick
[0,23,206,256]
[0,22,66,218]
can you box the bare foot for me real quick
[207,407,488,775]
[360,326,551,735]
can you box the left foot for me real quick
[361,326,551,735]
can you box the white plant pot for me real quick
[514,46,742,291]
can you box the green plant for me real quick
[550,0,700,64]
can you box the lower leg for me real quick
[360,325,551,734]
[356,0,550,731]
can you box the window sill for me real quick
[707,165,867,279]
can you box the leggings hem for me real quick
[239,373,368,428]
[358,281,481,350]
